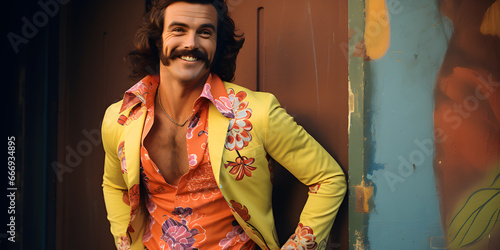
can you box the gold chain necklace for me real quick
[157,90,193,127]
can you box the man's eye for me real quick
[200,30,212,37]
[172,27,184,33]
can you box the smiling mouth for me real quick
[179,55,198,62]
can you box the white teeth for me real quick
[180,56,197,61]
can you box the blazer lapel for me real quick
[208,103,230,186]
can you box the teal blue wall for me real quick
[365,0,453,248]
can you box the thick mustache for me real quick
[167,48,210,65]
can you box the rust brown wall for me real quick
[55,0,143,249]
[229,0,348,248]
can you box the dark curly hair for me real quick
[125,0,245,82]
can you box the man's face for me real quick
[160,2,218,84]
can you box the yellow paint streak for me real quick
[364,0,391,60]
[481,0,500,37]
[355,180,374,214]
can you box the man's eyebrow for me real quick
[199,23,216,31]
[167,21,189,29]
[167,21,216,31]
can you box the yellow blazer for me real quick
[102,81,346,250]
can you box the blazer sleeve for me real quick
[261,94,346,248]
[101,103,133,249]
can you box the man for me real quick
[101,0,346,249]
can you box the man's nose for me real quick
[182,32,198,50]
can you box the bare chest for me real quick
[144,119,189,186]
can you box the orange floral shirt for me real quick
[124,74,255,250]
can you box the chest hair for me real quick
[144,116,189,185]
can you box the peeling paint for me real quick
[355,180,374,214]
[354,229,368,250]
[352,39,369,60]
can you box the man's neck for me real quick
[157,72,208,121]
